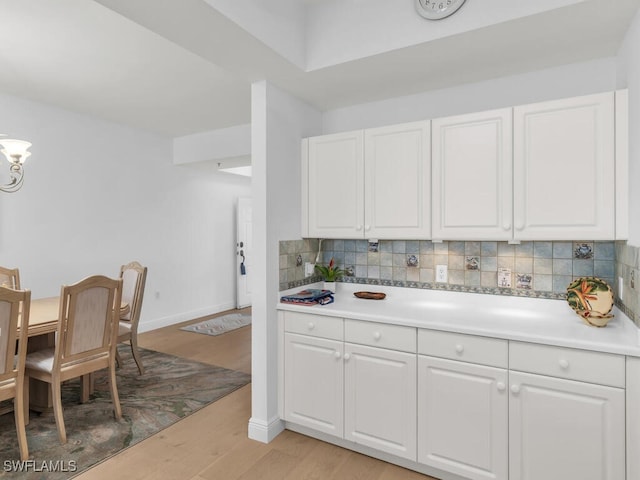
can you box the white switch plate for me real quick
[305,262,315,277]
[436,265,448,283]
[619,276,624,298]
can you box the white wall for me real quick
[173,124,250,165]
[0,93,250,331]
[322,57,618,134]
[249,80,322,442]
[617,8,640,246]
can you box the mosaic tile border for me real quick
[280,276,567,300]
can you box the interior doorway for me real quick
[236,197,252,309]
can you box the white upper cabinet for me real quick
[302,90,626,241]
[305,131,364,238]
[432,108,512,241]
[513,92,615,240]
[303,121,430,239]
[364,121,431,239]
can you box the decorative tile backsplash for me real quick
[280,237,640,328]
[615,241,640,326]
[280,239,616,302]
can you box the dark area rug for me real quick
[0,346,251,479]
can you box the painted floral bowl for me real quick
[566,277,614,327]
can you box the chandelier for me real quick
[0,136,32,193]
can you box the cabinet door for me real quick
[344,343,417,460]
[418,356,508,480]
[432,109,512,240]
[509,371,625,480]
[284,333,344,437]
[307,131,364,238]
[513,92,615,240]
[364,121,430,239]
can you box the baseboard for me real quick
[284,422,466,480]
[138,301,238,333]
[248,416,285,443]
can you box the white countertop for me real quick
[278,282,640,357]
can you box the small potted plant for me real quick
[315,258,344,293]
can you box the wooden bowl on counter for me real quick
[354,291,386,300]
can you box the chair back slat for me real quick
[0,301,13,376]
[0,287,29,384]
[120,269,138,321]
[67,287,111,355]
[120,262,147,325]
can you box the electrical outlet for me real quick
[436,265,448,283]
[498,268,512,288]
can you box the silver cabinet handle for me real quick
[510,384,521,394]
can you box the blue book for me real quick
[280,289,334,305]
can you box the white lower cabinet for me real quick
[281,312,630,480]
[509,370,625,480]
[283,333,344,437]
[418,356,508,480]
[345,343,416,460]
[283,314,417,461]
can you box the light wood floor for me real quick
[75,309,436,480]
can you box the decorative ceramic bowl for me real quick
[566,277,614,327]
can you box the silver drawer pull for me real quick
[559,358,569,369]
[373,331,381,340]
[510,384,521,394]
[308,322,315,330]
[343,353,351,361]
[334,351,341,359]
[455,344,464,354]
[497,382,506,392]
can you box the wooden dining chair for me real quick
[0,286,30,460]
[116,261,147,375]
[0,266,20,289]
[24,275,123,443]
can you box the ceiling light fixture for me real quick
[0,135,32,193]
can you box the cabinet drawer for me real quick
[345,319,416,353]
[418,329,508,368]
[284,311,343,340]
[509,342,625,388]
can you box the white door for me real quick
[344,343,417,460]
[513,92,615,240]
[364,121,431,239]
[417,356,508,480]
[283,333,344,437]
[509,370,625,480]
[307,131,365,238]
[432,108,513,241]
[236,197,252,309]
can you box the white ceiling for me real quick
[0,0,638,137]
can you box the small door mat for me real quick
[180,313,251,336]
